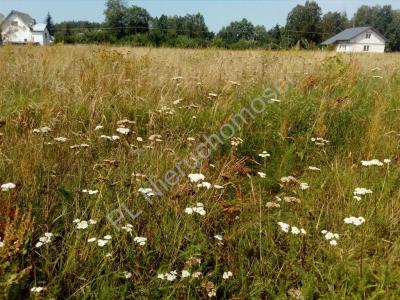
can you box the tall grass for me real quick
[1,45,400,299]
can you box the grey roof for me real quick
[2,10,36,27]
[321,27,386,45]
[12,10,35,26]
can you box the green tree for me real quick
[104,0,127,38]
[217,18,255,44]
[157,14,169,35]
[352,5,395,51]
[286,0,323,46]
[385,10,400,51]
[151,13,212,44]
[254,25,269,45]
[268,25,283,48]
[54,21,103,43]
[353,5,392,34]
[45,12,55,36]
[125,5,151,34]
[183,13,211,39]
[321,12,348,38]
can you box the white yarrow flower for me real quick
[192,271,202,278]
[223,271,233,279]
[188,173,205,183]
[181,270,191,278]
[166,271,177,281]
[258,151,270,158]
[354,187,372,197]
[308,166,321,171]
[278,222,290,233]
[82,189,98,195]
[138,187,155,197]
[214,234,223,241]
[30,287,44,293]
[76,220,88,229]
[35,232,53,248]
[97,239,108,247]
[197,181,212,189]
[100,135,120,141]
[133,236,147,246]
[291,227,301,235]
[1,183,16,191]
[33,127,51,133]
[361,159,383,166]
[344,216,365,226]
[257,172,266,178]
[54,137,68,142]
[185,203,206,216]
[116,127,130,135]
[299,182,310,190]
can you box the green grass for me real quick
[1,46,400,299]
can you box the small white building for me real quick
[0,10,53,45]
[321,27,386,53]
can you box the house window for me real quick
[366,33,371,39]
[11,21,18,26]
[364,45,370,52]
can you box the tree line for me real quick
[48,0,400,50]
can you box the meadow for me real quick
[1,45,400,299]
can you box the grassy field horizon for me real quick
[1,45,400,299]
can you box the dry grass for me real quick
[1,45,400,299]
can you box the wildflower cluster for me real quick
[321,230,339,246]
[311,137,329,146]
[185,203,206,216]
[230,137,243,147]
[353,187,372,201]
[35,232,54,248]
[361,159,391,166]
[277,222,306,235]
[344,216,365,226]
[87,235,112,247]
[74,218,97,229]
[133,236,147,246]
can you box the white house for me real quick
[321,27,386,53]
[0,10,53,45]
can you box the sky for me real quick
[1,0,399,32]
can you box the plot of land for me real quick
[1,46,400,299]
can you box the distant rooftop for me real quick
[321,27,386,45]
[10,10,36,27]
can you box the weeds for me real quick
[0,46,400,298]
